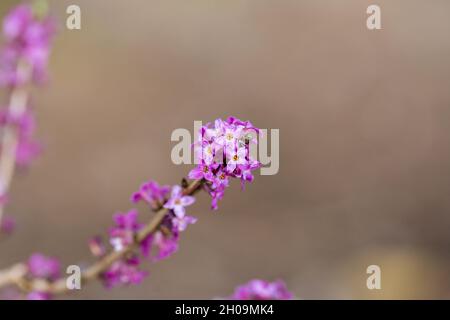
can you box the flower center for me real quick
[175,199,181,205]
[233,155,238,161]
[226,133,233,141]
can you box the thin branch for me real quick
[0,60,32,225]
[0,178,204,295]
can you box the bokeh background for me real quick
[1,0,450,299]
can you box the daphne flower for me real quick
[172,215,197,232]
[102,255,148,288]
[151,231,179,262]
[109,209,141,251]
[194,140,216,165]
[188,163,214,181]
[2,5,32,41]
[211,169,229,190]
[88,236,106,257]
[226,147,247,173]
[131,180,170,207]
[27,291,50,300]
[0,3,55,87]
[229,279,293,300]
[0,108,41,167]
[163,185,195,218]
[27,253,60,281]
[210,188,225,210]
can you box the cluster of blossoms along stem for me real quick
[0,3,55,86]
[0,3,293,301]
[0,116,263,299]
[0,2,55,236]
[189,117,261,209]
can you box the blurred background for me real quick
[0,0,450,299]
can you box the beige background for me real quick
[1,0,450,299]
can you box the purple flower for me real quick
[229,279,293,300]
[102,255,148,289]
[131,180,170,208]
[211,169,229,190]
[88,236,106,257]
[27,253,60,281]
[0,108,42,167]
[3,5,33,41]
[0,3,56,87]
[163,185,195,218]
[151,230,179,262]
[109,209,141,251]
[189,117,261,209]
[188,163,214,181]
[27,291,51,300]
[172,215,197,232]
[226,146,247,173]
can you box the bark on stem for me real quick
[0,178,204,295]
[0,60,32,225]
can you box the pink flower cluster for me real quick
[89,182,197,288]
[0,3,55,172]
[26,253,60,300]
[0,4,55,86]
[0,108,41,167]
[10,117,264,293]
[189,117,261,209]
[229,279,293,300]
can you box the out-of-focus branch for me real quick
[0,179,204,295]
[0,61,32,225]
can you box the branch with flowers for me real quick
[0,2,293,300]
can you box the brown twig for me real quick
[0,178,204,295]
[0,60,32,225]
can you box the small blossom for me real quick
[27,291,50,300]
[27,253,60,281]
[229,279,293,300]
[226,146,247,173]
[0,108,42,167]
[109,209,141,251]
[131,180,170,208]
[0,3,55,87]
[88,236,106,257]
[163,185,195,218]
[151,230,179,262]
[3,5,33,42]
[188,163,214,181]
[172,215,197,232]
[102,255,148,289]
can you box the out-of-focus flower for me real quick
[131,180,170,208]
[109,209,141,251]
[27,291,50,300]
[0,108,42,167]
[102,255,148,289]
[27,253,60,281]
[151,230,179,262]
[229,279,293,300]
[88,236,106,257]
[172,215,197,232]
[0,3,55,86]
